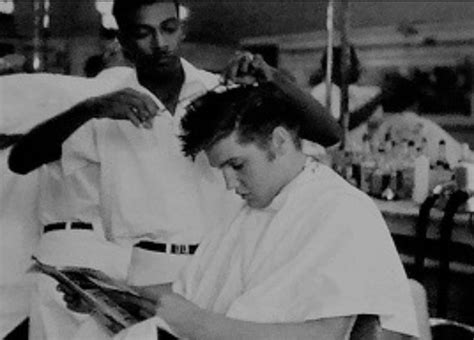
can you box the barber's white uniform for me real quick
[31,150,131,340]
[62,59,239,284]
[59,60,240,339]
[120,160,419,339]
[1,63,238,339]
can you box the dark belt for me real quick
[134,240,199,255]
[43,222,93,234]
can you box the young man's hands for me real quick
[57,284,156,319]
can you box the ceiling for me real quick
[4,1,474,46]
[183,1,474,46]
[184,1,329,45]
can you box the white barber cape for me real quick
[173,160,418,337]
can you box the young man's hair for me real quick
[180,83,302,158]
[112,0,180,29]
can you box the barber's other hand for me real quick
[222,51,276,86]
[57,283,93,314]
[87,88,159,129]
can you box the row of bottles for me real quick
[331,132,458,202]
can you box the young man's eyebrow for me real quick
[218,158,239,169]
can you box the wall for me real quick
[242,20,474,148]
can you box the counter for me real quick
[374,198,474,274]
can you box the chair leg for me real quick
[436,190,469,318]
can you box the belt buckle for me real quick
[169,244,188,255]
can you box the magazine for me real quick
[28,256,156,335]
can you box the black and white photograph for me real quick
[1,1,473,339]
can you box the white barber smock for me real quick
[32,69,135,274]
[174,160,418,337]
[61,59,241,285]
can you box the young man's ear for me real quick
[271,126,293,156]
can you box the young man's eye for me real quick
[231,163,244,170]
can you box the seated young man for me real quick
[63,83,419,340]
[114,83,418,339]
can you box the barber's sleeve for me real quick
[61,120,100,175]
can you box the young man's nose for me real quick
[223,169,239,191]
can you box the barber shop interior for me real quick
[1,1,473,339]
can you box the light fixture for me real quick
[0,0,14,14]
[179,5,189,21]
[94,1,189,29]
[95,0,117,30]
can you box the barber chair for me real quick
[349,279,474,340]
[413,183,472,317]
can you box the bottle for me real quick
[359,134,376,194]
[431,139,454,190]
[398,140,416,199]
[420,137,430,162]
[371,147,387,197]
[413,147,430,204]
[435,139,450,170]
[454,143,474,192]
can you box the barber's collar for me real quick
[124,58,219,117]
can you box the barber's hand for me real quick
[57,283,93,314]
[222,51,276,86]
[87,88,159,129]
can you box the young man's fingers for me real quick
[57,283,75,296]
[57,284,92,314]
[65,300,92,314]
